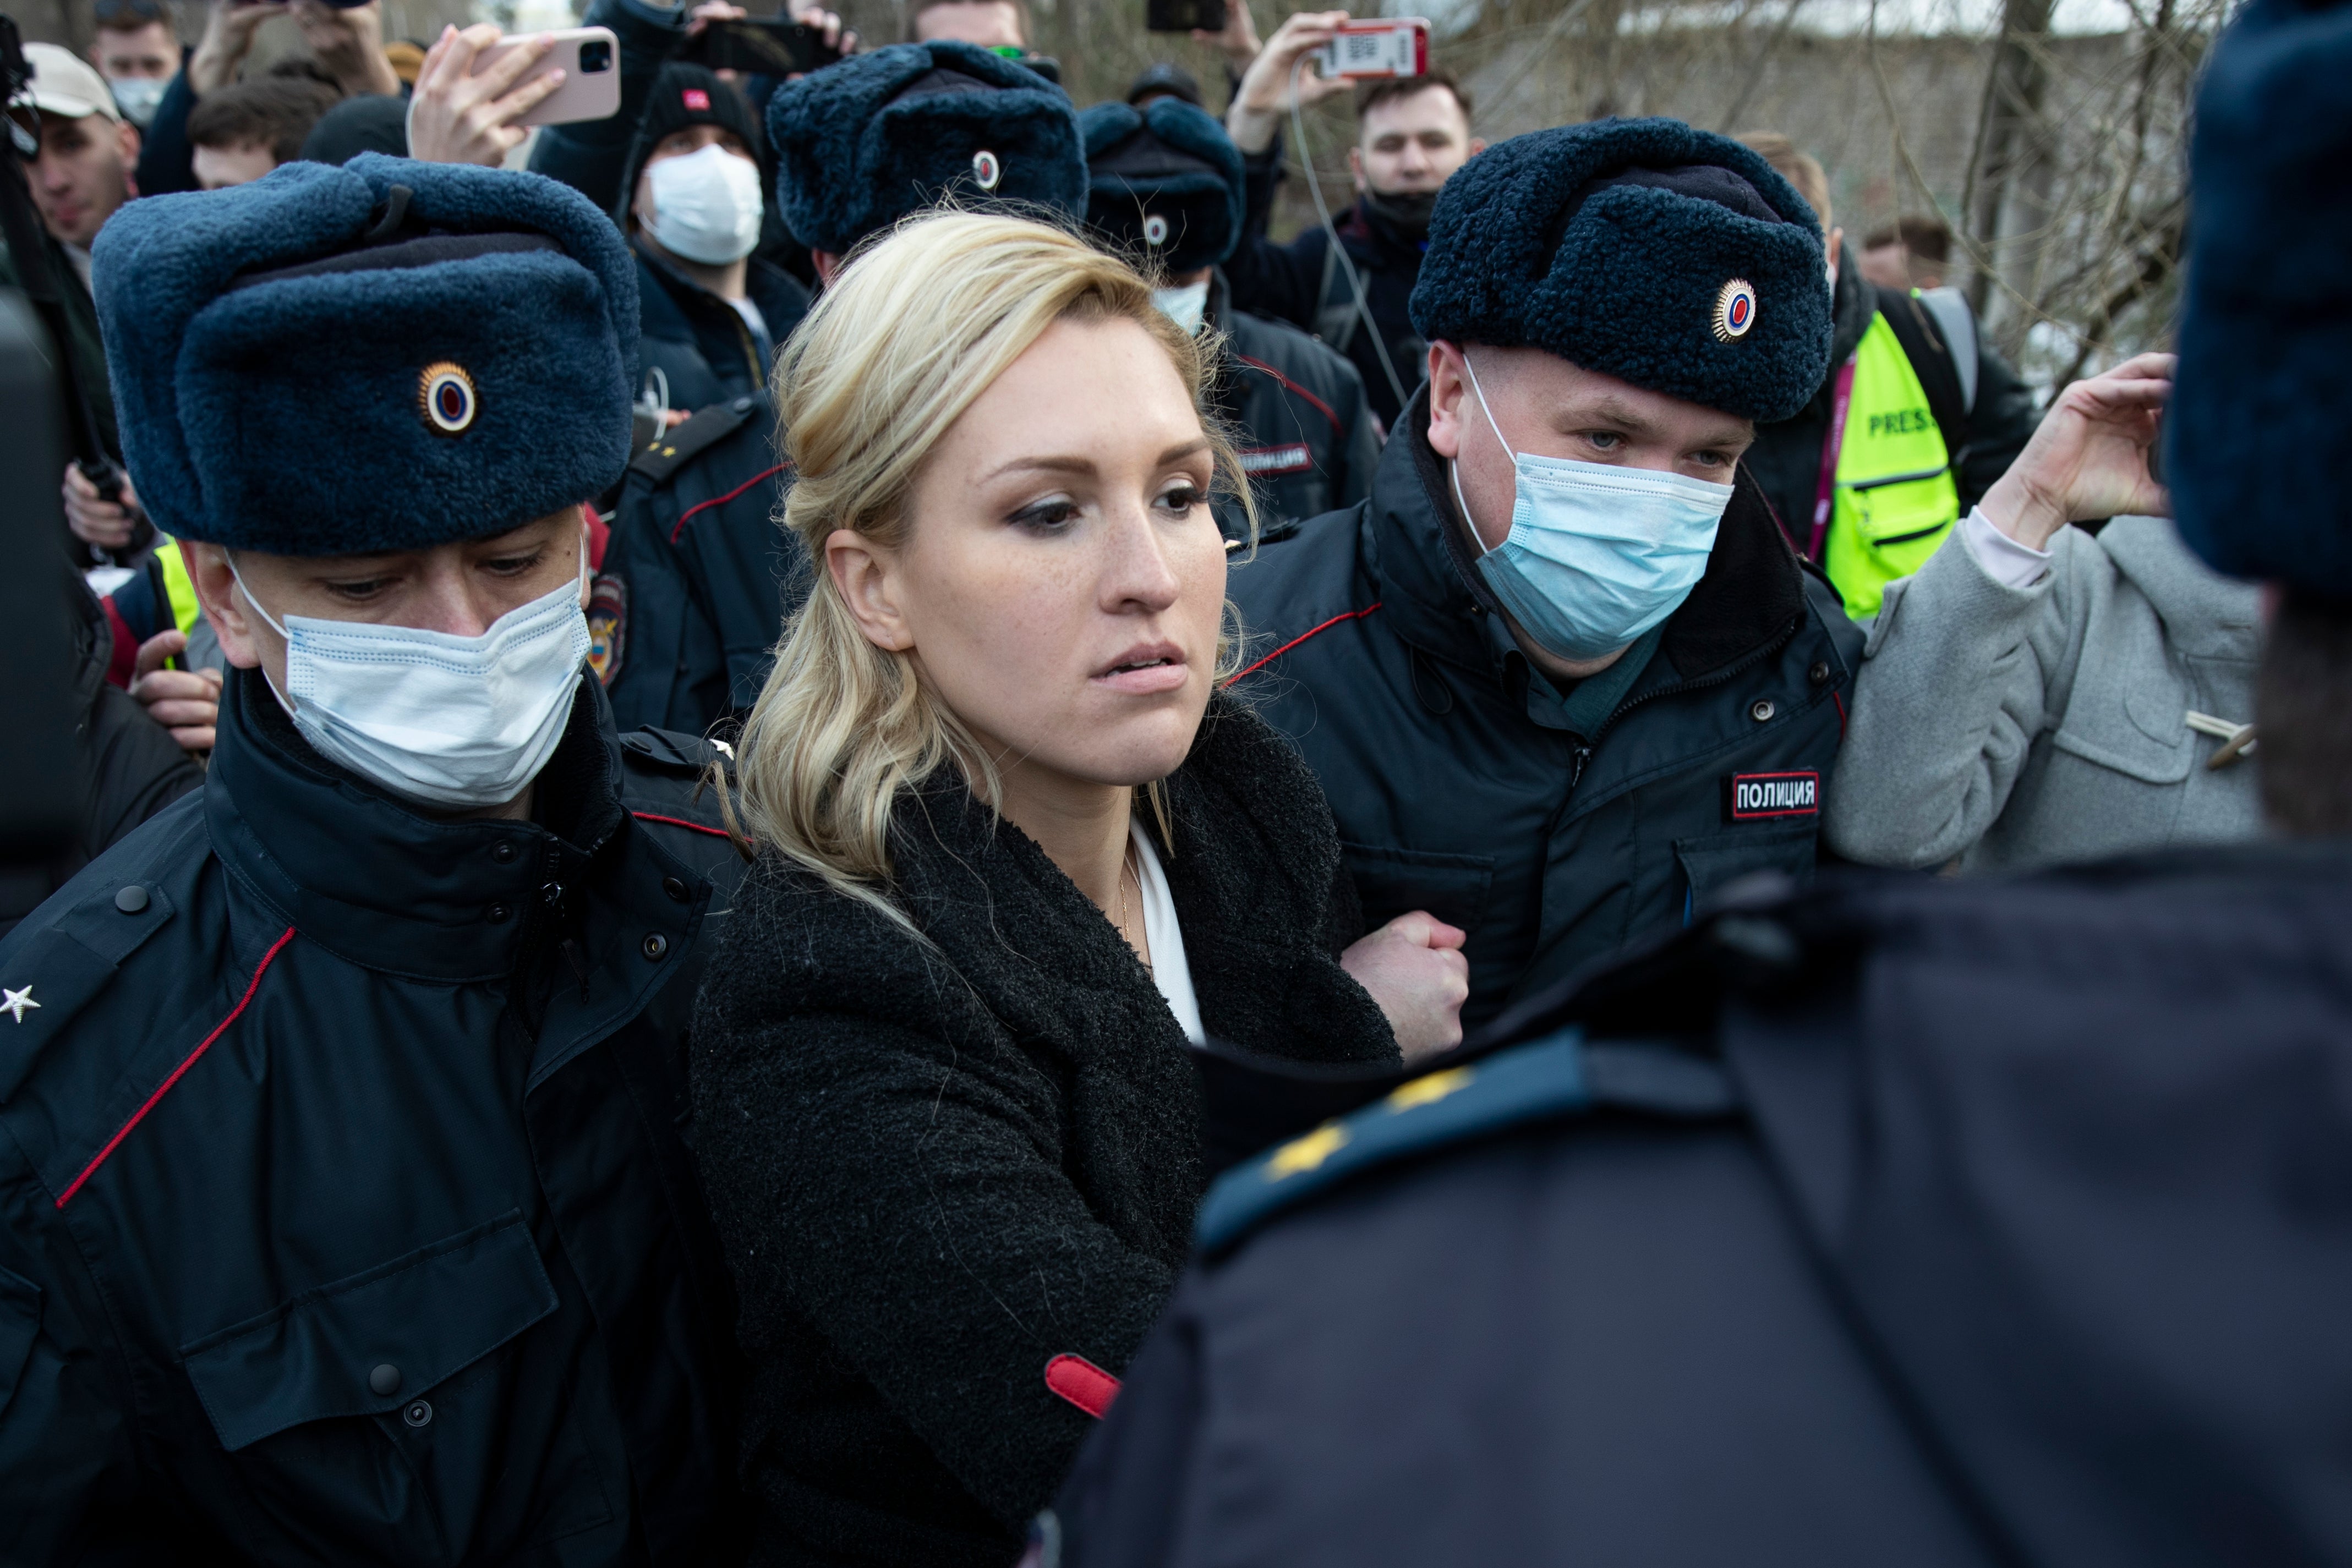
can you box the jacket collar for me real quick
[1363,386,1812,686]
[632,237,801,344]
[205,668,630,983]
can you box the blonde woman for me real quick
[690,211,1468,1565]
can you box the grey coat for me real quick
[1824,515,2265,871]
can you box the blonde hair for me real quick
[724,209,1256,930]
[1736,130,1831,231]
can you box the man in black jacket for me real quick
[1220,18,1484,431]
[601,40,1088,734]
[0,155,751,1562]
[1080,95,1378,544]
[1046,5,2352,1555]
[1229,117,1859,1033]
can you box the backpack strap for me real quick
[1913,287,1979,415]
[1876,287,1971,462]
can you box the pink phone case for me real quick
[473,26,622,129]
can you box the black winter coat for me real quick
[1222,151,1427,431]
[691,697,1399,1568]
[1228,390,1863,1032]
[1206,273,1381,545]
[1054,841,2352,1568]
[634,240,811,415]
[0,577,200,939]
[0,671,752,1564]
[600,391,802,735]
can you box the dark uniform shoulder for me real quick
[615,727,750,888]
[1226,502,1376,651]
[1225,307,1361,410]
[1196,1029,1733,1258]
[627,393,767,490]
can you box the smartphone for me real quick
[1146,0,1227,34]
[1316,18,1430,80]
[685,18,841,77]
[472,26,621,128]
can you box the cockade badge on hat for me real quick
[1143,212,1169,246]
[972,149,1002,191]
[1711,278,1757,343]
[420,362,478,435]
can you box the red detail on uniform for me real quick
[1234,355,1343,439]
[584,502,610,571]
[1232,603,1385,682]
[633,810,732,840]
[1727,770,1821,820]
[1833,690,1848,736]
[671,463,791,544]
[56,926,298,1209]
[1044,1353,1120,1418]
[682,87,712,110]
[102,593,138,689]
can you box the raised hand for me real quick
[1980,351,2174,550]
[406,24,562,168]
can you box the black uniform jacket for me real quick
[1053,841,2352,1567]
[600,392,803,737]
[1206,274,1380,546]
[0,670,752,1564]
[1222,152,1426,432]
[690,696,1399,1568]
[633,240,811,415]
[1228,390,1863,1031]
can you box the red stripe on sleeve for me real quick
[1231,602,1384,682]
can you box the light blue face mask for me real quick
[1451,354,1733,663]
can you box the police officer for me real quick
[1080,96,1379,545]
[1228,118,1858,1033]
[1045,9,2352,1552]
[0,155,751,1561]
[599,40,1087,734]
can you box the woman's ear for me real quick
[826,529,915,652]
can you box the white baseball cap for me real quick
[15,43,124,124]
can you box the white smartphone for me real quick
[472,26,621,128]
[1316,18,1430,81]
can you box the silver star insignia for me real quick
[1,986,36,1024]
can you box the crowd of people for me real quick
[0,0,2345,1559]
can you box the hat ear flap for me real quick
[1080,100,1146,159]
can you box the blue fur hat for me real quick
[1410,118,1830,424]
[766,40,1086,257]
[92,154,636,556]
[1079,98,1243,273]
[2168,0,2352,596]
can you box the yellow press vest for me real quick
[1820,312,1961,621]
[156,536,202,638]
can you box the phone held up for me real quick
[470,26,621,127]
[1316,18,1430,79]
[682,18,844,77]
[1145,0,1227,34]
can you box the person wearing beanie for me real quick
[599,38,1087,735]
[0,157,753,1561]
[616,62,812,413]
[1081,97,1377,543]
[1225,117,1859,1032]
[1046,13,2352,1561]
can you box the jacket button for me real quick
[1808,661,1831,686]
[1751,699,1777,723]
[490,842,518,865]
[642,933,669,961]
[662,876,688,903]
[114,885,149,913]
[369,1364,401,1396]
[403,1399,433,1428]
[486,904,512,924]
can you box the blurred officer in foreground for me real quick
[1044,3,2352,1557]
[599,39,1085,734]
[1081,96,1377,544]
[0,156,751,1562]
[1229,119,1857,1034]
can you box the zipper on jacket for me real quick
[1564,613,1808,807]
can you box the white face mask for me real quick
[644,142,764,267]
[231,544,592,810]
[108,74,166,128]
[1152,279,1210,337]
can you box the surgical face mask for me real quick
[1451,354,1731,663]
[644,143,764,267]
[108,74,166,128]
[230,544,592,810]
[1152,278,1210,337]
